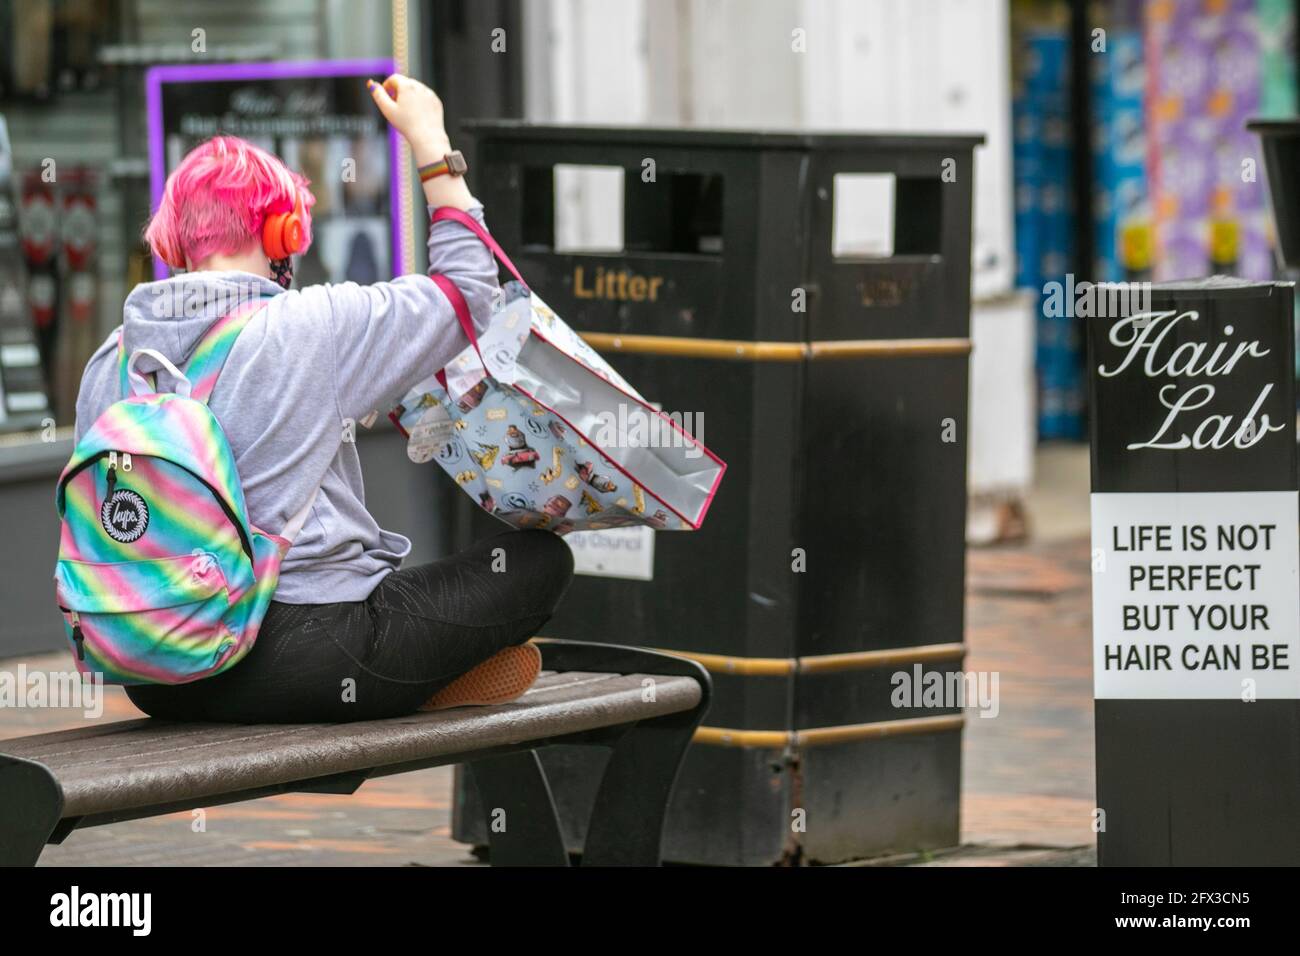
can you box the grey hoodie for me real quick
[73,202,498,603]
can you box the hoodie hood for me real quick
[122,271,282,380]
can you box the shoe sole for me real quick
[419,641,542,711]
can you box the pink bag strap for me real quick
[431,273,476,347]
[429,206,527,388]
[430,273,477,392]
[430,206,528,289]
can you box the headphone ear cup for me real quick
[262,211,288,260]
[262,209,305,260]
[283,216,304,256]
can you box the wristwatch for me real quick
[418,150,468,182]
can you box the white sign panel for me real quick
[565,526,655,581]
[1092,491,1300,699]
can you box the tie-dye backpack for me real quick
[53,296,320,685]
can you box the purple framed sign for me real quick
[145,58,410,281]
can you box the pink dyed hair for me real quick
[144,135,315,269]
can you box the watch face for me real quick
[448,151,468,175]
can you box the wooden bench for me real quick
[0,639,710,867]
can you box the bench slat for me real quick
[0,672,620,765]
[3,721,307,763]
[3,672,701,819]
[518,671,626,699]
[526,671,625,695]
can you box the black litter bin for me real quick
[450,122,982,865]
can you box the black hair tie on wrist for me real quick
[270,256,294,290]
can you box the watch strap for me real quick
[418,151,467,182]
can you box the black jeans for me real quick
[125,530,574,723]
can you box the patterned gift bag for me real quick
[391,209,725,534]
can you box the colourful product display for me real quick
[1146,0,1272,281]
[1092,29,1149,282]
[1014,26,1086,440]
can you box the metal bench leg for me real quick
[0,756,63,866]
[581,707,701,866]
[467,751,570,866]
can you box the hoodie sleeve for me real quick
[309,201,499,424]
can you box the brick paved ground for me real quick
[4,537,1096,867]
[958,537,1096,865]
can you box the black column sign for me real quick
[1088,278,1300,865]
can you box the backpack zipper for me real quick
[104,455,117,508]
[57,607,85,660]
[99,452,135,513]
[63,450,255,567]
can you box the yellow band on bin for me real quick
[647,642,967,676]
[577,332,971,362]
[694,714,966,749]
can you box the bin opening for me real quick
[832,173,943,259]
[526,164,724,256]
[552,164,624,253]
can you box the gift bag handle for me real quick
[430,272,482,394]
[432,274,477,349]
[429,207,525,391]
[431,206,529,290]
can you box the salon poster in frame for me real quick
[145,59,410,282]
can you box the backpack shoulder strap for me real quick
[116,328,156,398]
[185,295,274,404]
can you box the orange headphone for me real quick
[261,195,307,261]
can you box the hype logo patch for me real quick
[101,489,149,543]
